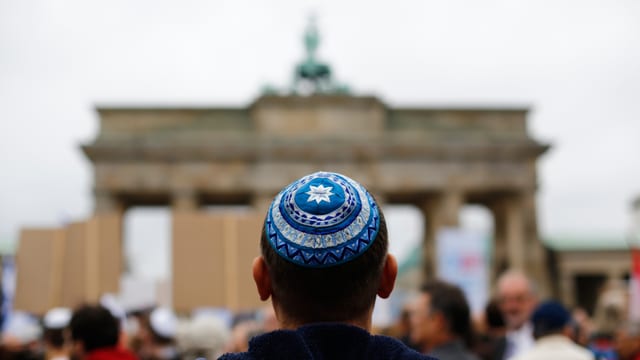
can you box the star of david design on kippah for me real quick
[265,171,381,268]
[305,184,334,204]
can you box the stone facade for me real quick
[83,95,551,297]
[548,241,631,315]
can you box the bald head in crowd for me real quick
[496,271,537,331]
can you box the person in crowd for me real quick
[69,304,137,360]
[43,307,72,360]
[588,280,627,360]
[100,294,130,349]
[408,279,479,359]
[138,307,179,360]
[570,307,592,347]
[1,312,42,360]
[473,298,506,360]
[122,309,146,358]
[177,312,230,360]
[224,319,264,354]
[494,270,538,359]
[511,300,594,360]
[614,326,640,360]
[383,303,418,351]
[219,171,433,359]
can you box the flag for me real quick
[629,248,640,322]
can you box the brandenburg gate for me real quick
[14,21,551,313]
[83,93,551,298]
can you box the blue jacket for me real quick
[219,323,436,360]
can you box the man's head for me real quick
[143,307,178,346]
[496,270,537,331]
[530,301,571,339]
[408,280,473,352]
[484,298,506,334]
[252,171,397,328]
[69,305,120,357]
[43,307,72,351]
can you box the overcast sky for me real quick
[1,1,639,271]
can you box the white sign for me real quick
[436,227,489,314]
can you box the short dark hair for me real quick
[69,305,119,353]
[261,208,388,324]
[43,328,65,348]
[421,280,473,342]
[485,298,505,329]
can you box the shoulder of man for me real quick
[569,343,596,360]
[489,336,508,360]
[369,334,438,359]
[217,333,436,360]
[218,352,252,360]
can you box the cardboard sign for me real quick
[172,212,262,312]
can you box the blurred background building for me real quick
[1,1,639,328]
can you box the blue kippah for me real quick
[531,301,571,331]
[265,171,381,268]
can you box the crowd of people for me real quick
[1,171,639,360]
[387,271,640,360]
[1,274,638,360]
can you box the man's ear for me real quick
[252,256,272,301]
[377,254,398,299]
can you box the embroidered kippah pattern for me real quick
[265,171,380,267]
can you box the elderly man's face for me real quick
[498,275,536,330]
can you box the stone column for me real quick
[94,189,124,214]
[521,190,551,298]
[504,196,526,271]
[252,192,276,215]
[172,189,198,211]
[559,266,576,307]
[491,192,551,297]
[490,201,508,284]
[421,191,463,280]
[607,268,625,285]
[92,190,124,300]
[492,195,526,271]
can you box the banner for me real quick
[1,256,15,330]
[436,227,489,314]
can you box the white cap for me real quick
[150,307,178,339]
[100,293,126,321]
[191,307,232,329]
[176,314,229,356]
[43,307,72,329]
